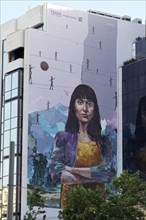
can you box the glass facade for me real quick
[122,56,146,180]
[136,38,146,59]
[0,40,23,220]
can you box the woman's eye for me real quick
[87,102,93,107]
[77,100,83,104]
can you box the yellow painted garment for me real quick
[61,141,101,208]
[75,141,101,167]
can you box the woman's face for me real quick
[75,98,94,123]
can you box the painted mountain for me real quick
[27,103,68,208]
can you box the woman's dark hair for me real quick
[135,96,146,143]
[65,84,101,142]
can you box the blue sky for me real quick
[1,0,146,24]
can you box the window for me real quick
[3,148,9,157]
[4,103,10,120]
[11,117,17,129]
[4,71,19,101]
[1,68,23,219]
[33,23,44,30]
[2,176,8,187]
[9,47,24,62]
[3,159,9,176]
[10,129,17,144]
[5,74,11,92]
[4,119,10,131]
[132,42,136,58]
[11,100,18,117]
[4,131,10,148]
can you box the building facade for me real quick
[0,3,145,219]
[122,37,146,180]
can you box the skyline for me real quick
[1,0,146,24]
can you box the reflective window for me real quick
[5,92,11,100]
[4,71,19,100]
[2,177,8,187]
[11,100,18,117]
[4,131,10,148]
[12,72,18,89]
[3,148,9,157]
[5,75,11,92]
[4,120,10,131]
[10,129,17,144]
[1,68,23,216]
[12,88,18,97]
[132,42,136,58]
[11,117,17,129]
[4,103,10,120]
[3,159,9,176]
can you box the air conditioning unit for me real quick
[132,18,142,24]
[122,15,131,21]
[88,9,98,14]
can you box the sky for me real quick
[1,0,146,24]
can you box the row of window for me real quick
[123,74,146,94]
[0,66,23,219]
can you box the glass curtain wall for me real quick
[0,40,23,220]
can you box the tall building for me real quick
[0,3,145,219]
[122,37,146,179]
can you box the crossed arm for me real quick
[49,132,116,185]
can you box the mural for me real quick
[27,8,117,208]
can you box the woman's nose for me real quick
[83,103,88,111]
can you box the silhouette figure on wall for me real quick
[39,50,42,57]
[109,77,113,87]
[70,64,72,73]
[29,64,35,84]
[99,41,102,49]
[47,101,50,110]
[113,91,117,110]
[49,76,55,90]
[86,59,90,69]
[55,51,58,60]
[36,113,40,124]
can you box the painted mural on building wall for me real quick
[27,8,117,208]
[122,61,146,182]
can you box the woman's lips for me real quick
[80,114,88,118]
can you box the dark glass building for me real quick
[122,37,146,180]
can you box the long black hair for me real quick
[135,96,146,144]
[65,84,102,142]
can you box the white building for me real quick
[0,3,145,220]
